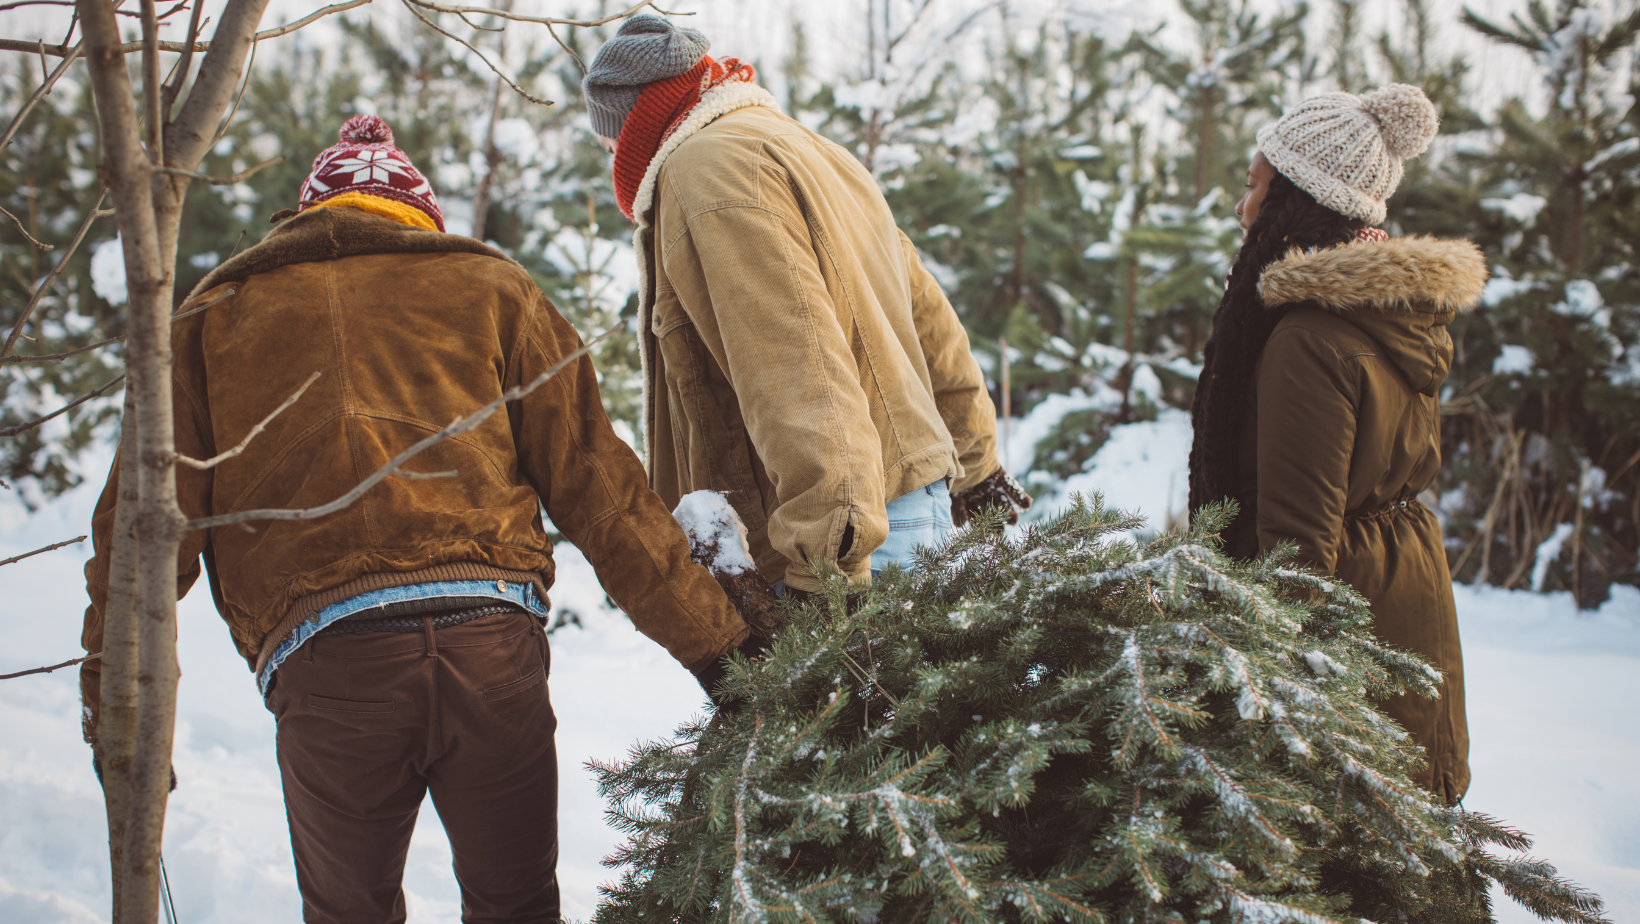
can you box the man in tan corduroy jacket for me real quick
[585,17,1029,596]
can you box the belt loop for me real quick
[423,616,437,658]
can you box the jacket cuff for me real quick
[782,561,872,594]
[682,623,752,675]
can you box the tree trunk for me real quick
[77,2,271,920]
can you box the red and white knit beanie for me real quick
[297,115,445,231]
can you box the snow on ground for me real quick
[1,442,1637,922]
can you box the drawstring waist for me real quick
[1346,496,1420,522]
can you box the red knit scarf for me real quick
[612,55,757,220]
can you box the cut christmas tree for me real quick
[593,496,1607,924]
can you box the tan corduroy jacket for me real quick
[80,206,747,738]
[630,84,999,592]
[1246,235,1487,804]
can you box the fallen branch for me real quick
[176,370,320,469]
[0,651,101,681]
[155,155,284,186]
[186,331,611,531]
[0,40,82,152]
[0,534,86,566]
[0,373,125,438]
[3,188,111,358]
[0,201,52,249]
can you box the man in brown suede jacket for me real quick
[80,116,749,923]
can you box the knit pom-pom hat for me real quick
[297,114,445,231]
[1255,83,1439,225]
[583,14,711,138]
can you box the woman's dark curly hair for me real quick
[1187,170,1366,558]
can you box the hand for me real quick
[692,633,769,712]
[951,468,1033,528]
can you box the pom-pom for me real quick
[1360,83,1438,159]
[339,114,393,145]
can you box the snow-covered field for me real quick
[2,445,1637,923]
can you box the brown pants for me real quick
[267,609,559,924]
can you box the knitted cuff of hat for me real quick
[1256,120,1390,225]
[308,190,439,232]
[611,56,757,220]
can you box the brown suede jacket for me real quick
[81,206,747,735]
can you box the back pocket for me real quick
[308,693,394,714]
[483,670,545,703]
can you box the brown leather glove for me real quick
[951,468,1033,527]
[693,632,769,711]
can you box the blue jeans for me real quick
[871,479,954,575]
[773,480,953,595]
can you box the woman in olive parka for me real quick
[1188,84,1487,804]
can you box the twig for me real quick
[0,332,123,364]
[224,229,247,262]
[0,202,52,249]
[0,0,72,11]
[155,155,283,186]
[399,0,552,106]
[158,0,206,123]
[403,0,673,28]
[0,651,101,681]
[208,34,255,149]
[0,534,86,567]
[0,286,234,366]
[142,0,163,163]
[176,371,320,469]
[0,40,81,153]
[3,188,110,359]
[0,373,125,438]
[186,331,612,531]
[0,2,377,55]
[169,285,236,322]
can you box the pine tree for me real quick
[593,501,1609,924]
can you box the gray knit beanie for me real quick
[1256,84,1440,225]
[583,14,711,139]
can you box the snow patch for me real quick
[89,237,126,305]
[673,491,756,575]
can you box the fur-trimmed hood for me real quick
[189,205,515,300]
[1257,235,1487,395]
[1257,235,1487,314]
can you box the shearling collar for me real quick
[1257,235,1488,315]
[189,205,515,299]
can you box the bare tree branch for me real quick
[164,0,271,173]
[176,370,319,469]
[0,332,122,364]
[0,201,53,249]
[141,1,162,163]
[0,40,81,153]
[2,1,375,56]
[0,373,125,438]
[0,534,86,567]
[154,155,283,185]
[2,188,110,359]
[0,287,235,366]
[185,331,612,531]
[399,0,550,106]
[158,0,206,122]
[208,34,255,148]
[0,652,101,681]
[404,0,673,29]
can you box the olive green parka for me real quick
[1247,235,1487,804]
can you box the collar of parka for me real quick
[1256,235,1489,396]
[189,204,517,301]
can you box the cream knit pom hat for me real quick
[1255,83,1439,225]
